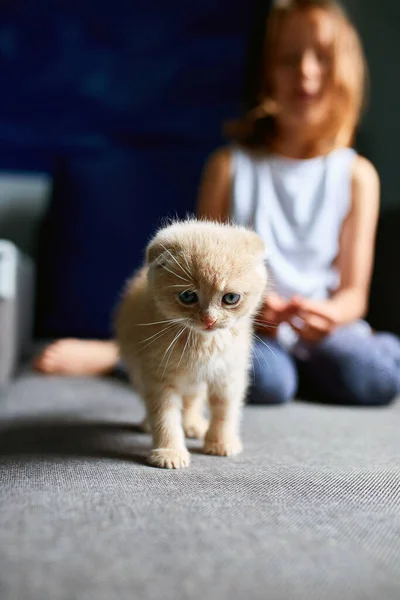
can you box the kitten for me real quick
[115,219,267,469]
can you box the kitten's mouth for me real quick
[188,321,228,334]
[188,323,219,333]
[199,323,225,333]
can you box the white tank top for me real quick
[231,146,357,301]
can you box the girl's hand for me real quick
[288,296,341,342]
[255,293,294,336]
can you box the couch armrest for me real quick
[0,240,35,385]
[0,172,52,258]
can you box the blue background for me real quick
[0,1,256,169]
[0,1,257,337]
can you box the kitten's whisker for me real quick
[188,328,193,350]
[159,327,186,375]
[251,343,262,378]
[250,347,257,382]
[252,340,272,373]
[140,331,177,351]
[253,319,278,330]
[254,334,278,360]
[139,322,179,347]
[136,318,186,327]
[185,326,193,355]
[160,244,192,280]
[253,333,278,373]
[162,264,191,283]
[254,318,278,325]
[177,327,191,367]
[182,251,191,274]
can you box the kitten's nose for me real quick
[202,315,217,329]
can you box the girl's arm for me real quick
[291,156,380,341]
[330,155,380,321]
[196,148,232,221]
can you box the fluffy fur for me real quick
[115,219,268,469]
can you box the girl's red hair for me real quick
[226,0,367,153]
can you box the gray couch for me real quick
[1,177,400,600]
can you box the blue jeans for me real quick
[249,324,400,406]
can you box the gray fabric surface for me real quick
[0,371,399,600]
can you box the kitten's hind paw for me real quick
[183,416,209,440]
[148,448,191,469]
[203,437,243,457]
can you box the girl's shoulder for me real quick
[204,146,232,169]
[351,155,379,188]
[326,148,378,187]
[350,155,380,217]
[206,145,269,168]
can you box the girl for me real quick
[35,0,400,406]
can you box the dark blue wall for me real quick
[0,1,255,169]
[0,1,257,337]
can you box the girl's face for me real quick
[271,8,336,134]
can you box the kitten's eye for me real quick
[222,293,241,306]
[178,290,198,305]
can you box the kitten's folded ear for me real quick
[246,230,267,261]
[146,240,165,267]
[146,239,176,268]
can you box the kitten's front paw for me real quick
[148,448,191,469]
[183,416,209,440]
[203,436,243,457]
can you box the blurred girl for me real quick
[35,0,400,406]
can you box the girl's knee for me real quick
[249,338,298,405]
[307,345,399,406]
[342,374,398,406]
[248,368,298,405]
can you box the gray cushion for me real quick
[0,174,51,257]
[0,372,399,600]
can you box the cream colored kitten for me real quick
[115,219,267,469]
